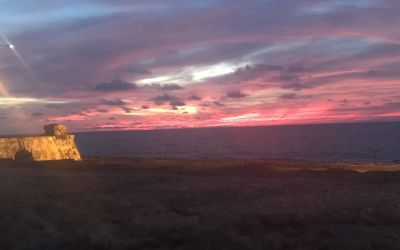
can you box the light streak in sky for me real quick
[0,80,10,97]
[0,35,67,107]
[1,33,34,75]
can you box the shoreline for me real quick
[4,157,400,172]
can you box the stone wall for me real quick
[0,125,81,161]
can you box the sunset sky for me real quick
[1,0,400,134]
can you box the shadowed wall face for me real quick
[0,125,81,161]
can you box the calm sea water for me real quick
[75,122,400,163]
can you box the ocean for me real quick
[75,122,400,163]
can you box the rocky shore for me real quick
[1,158,400,249]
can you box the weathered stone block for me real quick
[44,124,67,137]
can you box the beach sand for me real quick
[1,158,400,249]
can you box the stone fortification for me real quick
[0,124,81,161]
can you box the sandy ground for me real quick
[0,158,400,250]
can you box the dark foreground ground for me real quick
[1,158,400,250]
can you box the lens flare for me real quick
[0,35,14,100]
[0,80,10,97]
[1,34,33,74]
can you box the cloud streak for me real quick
[0,0,399,133]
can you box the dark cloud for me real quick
[170,99,186,107]
[92,79,137,92]
[147,83,184,91]
[99,98,127,106]
[280,93,297,99]
[96,109,108,113]
[213,101,225,107]
[121,106,134,113]
[215,63,312,92]
[279,93,312,100]
[188,95,202,101]
[152,94,179,105]
[226,90,248,99]
[235,63,307,81]
[113,64,152,79]
[152,94,185,108]
[224,64,283,83]
[331,102,400,115]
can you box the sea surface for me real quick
[75,122,400,163]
